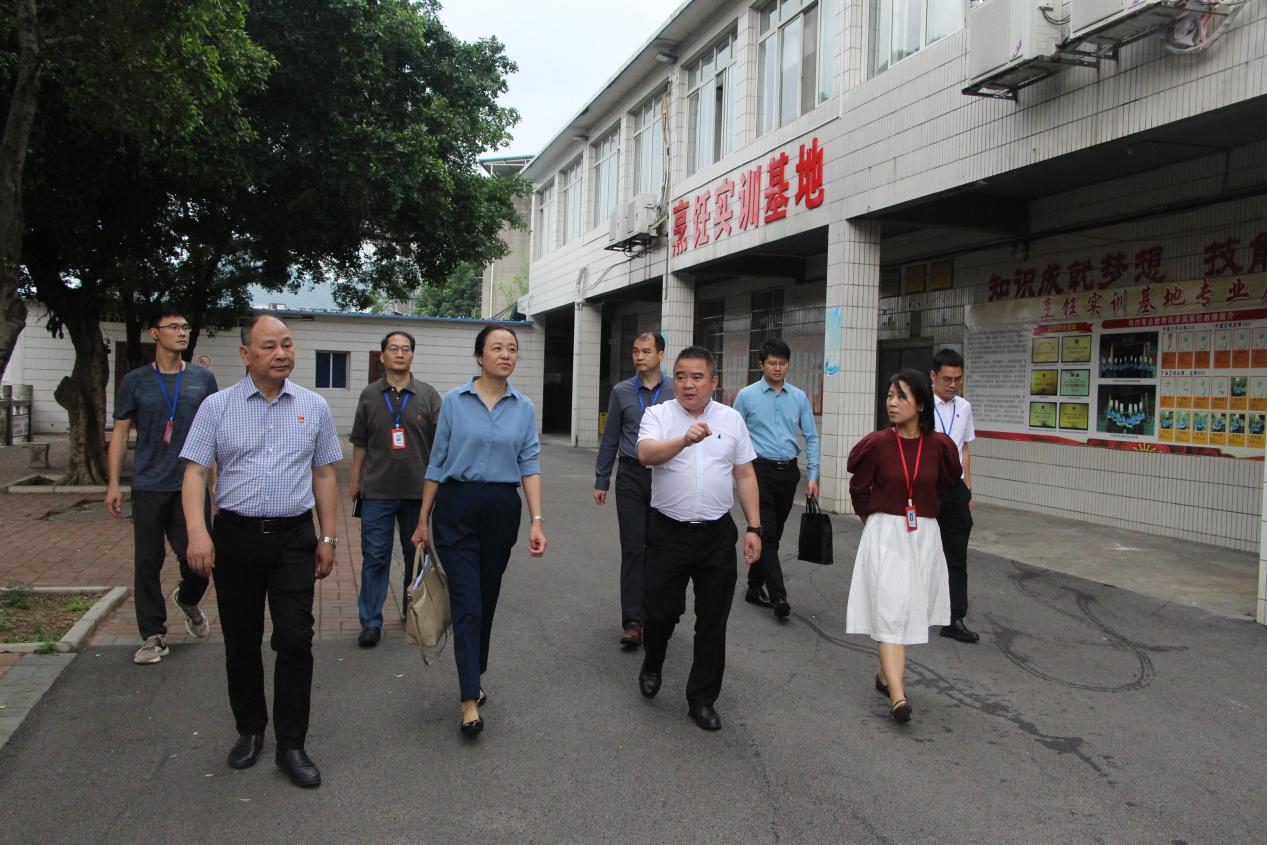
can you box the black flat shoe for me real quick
[874,674,890,697]
[890,698,912,724]
[940,619,980,644]
[460,717,484,736]
[357,627,381,648]
[275,748,321,787]
[638,668,662,699]
[688,704,722,731]
[477,689,487,707]
[773,597,791,619]
[744,588,772,609]
[227,733,264,769]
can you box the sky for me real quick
[257,0,685,309]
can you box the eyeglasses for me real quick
[157,324,191,332]
[385,345,414,354]
[937,375,964,384]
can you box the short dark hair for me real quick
[147,304,186,330]
[382,330,415,352]
[239,313,287,346]
[474,324,518,356]
[932,348,964,372]
[759,338,791,363]
[634,330,665,352]
[674,345,716,377]
[890,368,935,433]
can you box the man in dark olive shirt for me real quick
[593,330,669,649]
[350,331,442,647]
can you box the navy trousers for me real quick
[432,482,522,702]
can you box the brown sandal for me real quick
[874,674,890,697]
[890,698,912,723]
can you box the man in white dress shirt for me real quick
[930,348,980,643]
[636,346,763,731]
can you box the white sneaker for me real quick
[134,634,169,664]
[171,586,210,639]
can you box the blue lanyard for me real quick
[153,363,184,422]
[934,399,956,438]
[384,389,410,427]
[634,377,663,412]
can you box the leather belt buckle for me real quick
[258,518,286,534]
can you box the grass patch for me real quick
[0,584,105,643]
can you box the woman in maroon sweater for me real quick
[846,368,962,723]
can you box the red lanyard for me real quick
[894,429,924,508]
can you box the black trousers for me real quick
[642,510,738,707]
[131,489,210,639]
[211,511,317,751]
[614,457,652,626]
[937,480,973,619]
[432,482,521,702]
[748,459,800,600]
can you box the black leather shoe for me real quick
[744,588,772,608]
[476,689,487,707]
[773,597,791,619]
[688,704,722,731]
[940,619,980,643]
[357,627,381,648]
[227,733,264,769]
[460,717,484,736]
[638,667,662,699]
[276,748,321,787]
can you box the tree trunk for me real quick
[122,293,145,370]
[0,0,41,380]
[53,307,109,485]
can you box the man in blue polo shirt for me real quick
[732,338,820,620]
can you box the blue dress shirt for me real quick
[424,379,541,484]
[180,376,344,517]
[732,378,820,480]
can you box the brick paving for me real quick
[0,435,396,649]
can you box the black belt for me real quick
[218,509,311,534]
[652,509,727,529]
[754,457,796,471]
[618,455,645,466]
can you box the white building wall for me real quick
[2,306,543,435]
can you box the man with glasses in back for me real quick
[929,348,980,644]
[106,305,220,665]
[350,330,442,647]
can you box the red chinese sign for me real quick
[670,137,827,257]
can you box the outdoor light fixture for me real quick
[654,51,676,63]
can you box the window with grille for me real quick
[694,299,726,401]
[748,289,785,386]
[618,314,640,382]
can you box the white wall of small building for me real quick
[2,306,543,436]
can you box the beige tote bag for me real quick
[405,544,451,665]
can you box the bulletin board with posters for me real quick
[964,273,1267,458]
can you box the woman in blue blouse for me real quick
[413,326,547,736]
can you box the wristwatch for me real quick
[320,535,338,547]
[745,525,764,538]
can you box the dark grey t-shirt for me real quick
[114,363,219,492]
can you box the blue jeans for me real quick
[358,498,423,630]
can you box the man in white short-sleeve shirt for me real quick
[930,348,979,644]
[635,346,762,732]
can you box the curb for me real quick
[0,586,129,653]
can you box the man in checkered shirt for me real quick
[180,314,342,788]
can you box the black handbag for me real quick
[797,496,833,565]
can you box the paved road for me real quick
[2,444,1265,843]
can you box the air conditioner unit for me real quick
[630,193,659,235]
[607,202,632,243]
[1069,0,1188,48]
[964,0,1065,97]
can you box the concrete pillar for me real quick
[818,219,881,513]
[1259,450,1267,624]
[660,271,695,357]
[572,300,603,448]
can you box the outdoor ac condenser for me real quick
[966,0,1065,87]
[608,202,633,243]
[630,193,659,235]
[1069,0,1182,46]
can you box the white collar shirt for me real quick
[933,393,974,472]
[637,398,757,522]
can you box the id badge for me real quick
[390,427,406,450]
[904,505,918,532]
[163,419,174,445]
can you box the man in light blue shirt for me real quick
[732,338,820,620]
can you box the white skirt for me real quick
[845,513,951,645]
